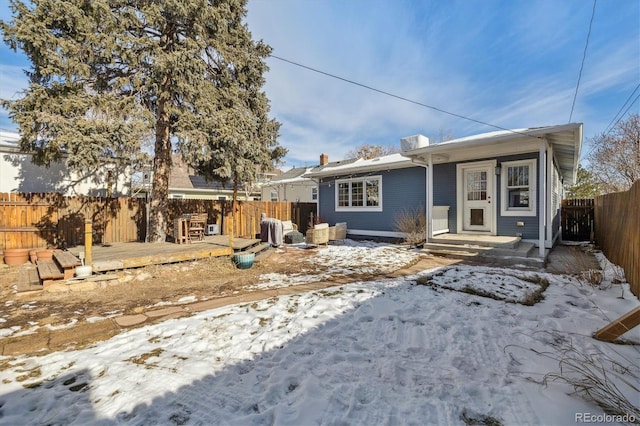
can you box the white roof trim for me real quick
[307,153,414,178]
[401,123,581,155]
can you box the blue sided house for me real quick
[306,123,583,260]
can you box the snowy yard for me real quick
[0,241,638,425]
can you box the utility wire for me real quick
[569,0,597,122]
[602,83,640,136]
[270,55,543,140]
[583,85,640,158]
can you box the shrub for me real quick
[393,205,426,246]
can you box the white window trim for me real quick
[501,159,536,217]
[169,193,185,199]
[311,186,318,201]
[335,175,383,212]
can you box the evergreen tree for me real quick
[565,165,602,198]
[1,0,284,242]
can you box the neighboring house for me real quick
[167,154,263,200]
[260,166,316,202]
[0,131,131,196]
[259,154,359,203]
[307,123,583,258]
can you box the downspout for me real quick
[546,140,554,246]
[411,158,431,242]
[310,178,321,226]
[538,140,546,258]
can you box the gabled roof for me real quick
[401,123,583,185]
[169,154,233,191]
[306,153,413,178]
[261,166,313,186]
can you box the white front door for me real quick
[460,163,495,233]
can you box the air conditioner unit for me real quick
[206,224,220,235]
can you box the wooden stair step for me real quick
[17,267,42,292]
[37,259,64,280]
[53,251,82,269]
[243,242,271,255]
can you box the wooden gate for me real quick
[561,198,594,241]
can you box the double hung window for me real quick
[501,159,536,216]
[336,176,382,211]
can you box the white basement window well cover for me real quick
[501,159,536,217]
[335,176,382,212]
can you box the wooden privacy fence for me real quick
[594,181,640,298]
[0,193,146,250]
[0,193,316,251]
[561,198,595,241]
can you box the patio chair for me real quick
[188,213,207,241]
[306,223,329,245]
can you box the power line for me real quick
[602,83,640,136]
[270,55,543,140]
[583,85,640,158]
[569,0,597,122]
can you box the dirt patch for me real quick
[0,246,453,357]
[0,247,317,333]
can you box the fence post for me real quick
[84,219,93,265]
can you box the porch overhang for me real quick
[400,123,583,185]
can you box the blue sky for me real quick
[1,1,639,169]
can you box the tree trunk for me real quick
[147,94,171,243]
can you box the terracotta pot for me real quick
[36,249,54,260]
[3,248,32,266]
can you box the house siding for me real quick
[432,163,458,233]
[495,153,540,240]
[434,153,541,240]
[318,166,425,235]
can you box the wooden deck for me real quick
[72,235,260,273]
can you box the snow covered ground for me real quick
[0,241,638,425]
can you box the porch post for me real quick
[538,141,546,258]
[427,154,433,242]
[546,141,554,245]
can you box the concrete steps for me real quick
[422,236,544,267]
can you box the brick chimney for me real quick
[320,153,329,165]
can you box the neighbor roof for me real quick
[306,153,413,178]
[260,167,313,186]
